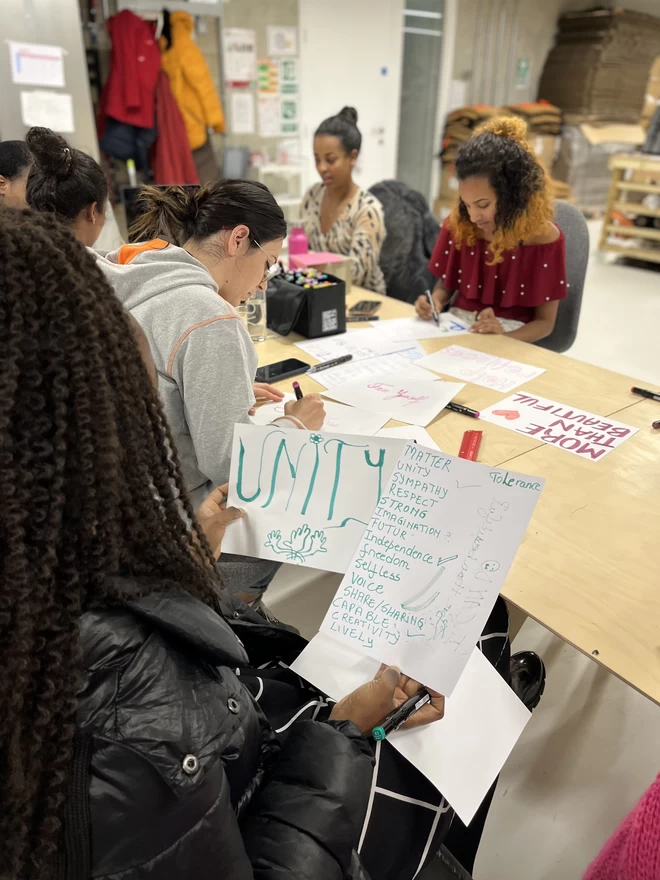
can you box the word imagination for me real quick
[321,443,544,695]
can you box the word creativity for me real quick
[320,442,544,695]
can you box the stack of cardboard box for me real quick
[641,57,660,129]
[435,102,568,217]
[539,8,660,124]
[538,8,660,212]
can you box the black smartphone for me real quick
[255,358,310,383]
[348,299,382,317]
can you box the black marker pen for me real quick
[372,689,431,741]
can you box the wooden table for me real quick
[258,288,660,702]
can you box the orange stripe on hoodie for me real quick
[116,239,170,265]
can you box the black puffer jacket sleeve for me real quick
[242,720,374,879]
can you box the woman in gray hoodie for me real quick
[96,181,324,600]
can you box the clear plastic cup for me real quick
[241,288,268,342]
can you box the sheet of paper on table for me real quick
[374,314,470,343]
[479,392,638,461]
[420,345,546,392]
[319,442,544,695]
[223,425,405,573]
[290,632,530,825]
[294,328,412,362]
[322,374,465,427]
[251,393,389,436]
[310,350,428,389]
[377,425,441,451]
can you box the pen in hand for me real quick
[424,289,441,327]
[293,381,303,401]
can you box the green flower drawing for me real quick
[265,525,328,563]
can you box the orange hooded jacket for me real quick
[160,11,225,151]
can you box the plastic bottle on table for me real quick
[288,225,308,257]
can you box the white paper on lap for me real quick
[291,632,531,825]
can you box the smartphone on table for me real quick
[348,299,382,318]
[255,357,310,384]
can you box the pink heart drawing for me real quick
[492,409,521,420]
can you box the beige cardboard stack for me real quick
[435,103,569,218]
[641,57,660,129]
[539,8,660,124]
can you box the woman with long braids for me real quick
[0,208,446,880]
[416,116,567,342]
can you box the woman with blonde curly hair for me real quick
[416,116,567,342]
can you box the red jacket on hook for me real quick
[150,71,200,185]
[100,9,161,130]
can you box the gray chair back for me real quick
[536,200,589,353]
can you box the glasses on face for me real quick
[253,239,281,283]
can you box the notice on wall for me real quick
[479,393,638,461]
[258,57,279,94]
[230,91,255,135]
[222,28,257,86]
[280,96,299,135]
[20,90,74,133]
[267,25,297,57]
[279,58,298,94]
[258,95,281,138]
[9,41,65,88]
[319,442,544,696]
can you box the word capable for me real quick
[320,442,544,695]
[480,393,638,461]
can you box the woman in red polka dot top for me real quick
[416,116,567,343]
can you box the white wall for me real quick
[298,0,405,192]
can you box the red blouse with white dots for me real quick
[428,219,568,324]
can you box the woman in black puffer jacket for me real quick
[0,209,446,880]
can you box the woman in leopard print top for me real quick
[301,106,386,294]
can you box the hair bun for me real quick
[25,127,74,178]
[480,116,529,146]
[338,106,358,125]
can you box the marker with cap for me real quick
[445,402,480,419]
[292,381,303,401]
[424,289,441,327]
[631,386,660,403]
[372,689,431,741]
[307,354,353,374]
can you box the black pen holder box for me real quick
[267,273,346,339]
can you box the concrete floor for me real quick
[267,221,660,879]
